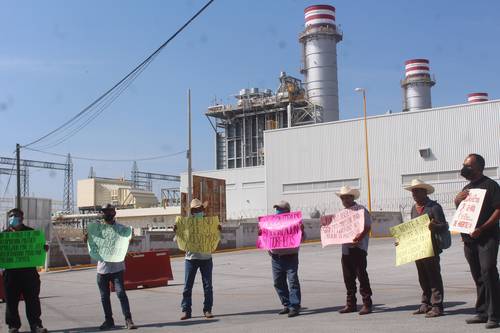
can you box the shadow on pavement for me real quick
[49,319,219,332]
[374,301,467,314]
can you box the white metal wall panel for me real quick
[265,100,500,216]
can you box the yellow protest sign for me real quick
[390,214,434,266]
[175,216,220,254]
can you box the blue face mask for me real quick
[275,209,286,215]
[8,216,21,227]
[194,212,204,218]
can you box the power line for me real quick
[1,154,16,197]
[22,0,215,149]
[24,147,187,162]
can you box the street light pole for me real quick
[16,143,22,209]
[187,89,192,217]
[354,88,372,212]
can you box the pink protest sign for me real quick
[256,211,303,250]
[450,188,486,234]
[320,205,365,247]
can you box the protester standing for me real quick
[178,198,221,320]
[330,186,373,315]
[455,154,500,329]
[2,208,48,333]
[403,179,448,317]
[84,204,136,331]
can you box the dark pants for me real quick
[97,270,132,322]
[341,247,372,306]
[415,255,444,309]
[271,253,301,310]
[464,237,500,321]
[3,269,43,330]
[181,259,213,313]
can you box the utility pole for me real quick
[187,89,192,217]
[16,143,21,209]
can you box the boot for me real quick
[359,299,373,315]
[339,295,357,314]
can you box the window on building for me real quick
[242,181,265,189]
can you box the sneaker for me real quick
[180,312,191,320]
[465,315,488,324]
[288,308,300,318]
[204,311,214,319]
[485,320,500,329]
[125,318,137,330]
[99,320,116,331]
[278,307,290,315]
[31,326,48,333]
[413,304,431,315]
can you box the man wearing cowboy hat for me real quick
[403,179,448,318]
[178,198,221,320]
[332,186,373,315]
[83,203,137,330]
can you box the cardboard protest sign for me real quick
[256,211,302,250]
[87,222,132,262]
[320,206,365,247]
[390,214,434,266]
[450,188,486,234]
[175,216,220,253]
[0,230,46,269]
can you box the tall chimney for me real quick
[467,92,489,103]
[401,59,435,112]
[299,4,342,122]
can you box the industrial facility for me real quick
[182,4,500,221]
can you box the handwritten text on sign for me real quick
[0,230,46,269]
[87,223,132,262]
[175,216,220,254]
[320,206,365,247]
[257,211,302,250]
[390,214,434,266]
[450,189,486,234]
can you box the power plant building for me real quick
[183,4,499,221]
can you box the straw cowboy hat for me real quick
[190,198,208,209]
[335,186,360,200]
[403,178,435,194]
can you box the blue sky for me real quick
[1,0,499,202]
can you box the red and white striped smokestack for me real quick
[467,93,489,103]
[304,4,336,27]
[405,59,430,78]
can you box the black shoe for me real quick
[466,315,488,324]
[485,321,500,329]
[288,308,300,318]
[278,307,290,315]
[31,326,48,333]
[125,318,137,330]
[9,328,20,333]
[99,320,115,331]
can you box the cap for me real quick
[101,203,116,212]
[273,200,291,211]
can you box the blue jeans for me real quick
[97,271,132,322]
[271,253,301,310]
[181,259,213,313]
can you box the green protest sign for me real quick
[175,216,220,254]
[87,222,132,262]
[0,230,46,269]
